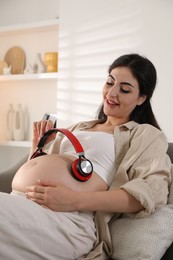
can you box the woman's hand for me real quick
[32,120,56,149]
[26,180,144,213]
[26,180,77,212]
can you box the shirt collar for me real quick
[118,121,139,131]
[75,119,139,131]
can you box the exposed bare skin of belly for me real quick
[12,154,108,193]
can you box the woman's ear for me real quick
[138,95,147,106]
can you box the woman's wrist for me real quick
[72,190,98,211]
[71,189,144,213]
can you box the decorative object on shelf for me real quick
[24,64,37,74]
[6,104,14,140]
[4,46,26,74]
[13,104,25,141]
[1,19,59,143]
[44,52,58,72]
[34,53,46,73]
[0,60,8,75]
[3,65,11,75]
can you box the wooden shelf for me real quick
[0,19,59,35]
[0,140,31,147]
[0,72,58,81]
[0,19,59,142]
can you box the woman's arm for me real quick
[26,183,144,213]
[75,188,144,213]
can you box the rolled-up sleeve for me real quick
[121,167,170,217]
[119,128,172,218]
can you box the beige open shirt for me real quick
[49,120,172,259]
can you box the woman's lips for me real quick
[106,99,119,106]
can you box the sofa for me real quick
[0,144,173,259]
[161,143,173,260]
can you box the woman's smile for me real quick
[106,98,120,107]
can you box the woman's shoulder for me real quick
[134,123,164,137]
[121,121,163,135]
[121,121,161,132]
[131,122,168,148]
[117,121,168,147]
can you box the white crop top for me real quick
[59,131,116,186]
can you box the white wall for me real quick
[0,0,59,25]
[57,0,173,141]
[139,0,173,141]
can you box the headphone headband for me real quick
[30,128,93,182]
[37,128,84,155]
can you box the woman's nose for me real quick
[107,85,118,97]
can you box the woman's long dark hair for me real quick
[97,53,161,130]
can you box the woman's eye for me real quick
[120,87,130,93]
[106,82,114,86]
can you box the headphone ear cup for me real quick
[71,159,92,182]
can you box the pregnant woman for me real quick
[0,54,171,260]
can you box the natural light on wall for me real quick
[56,0,142,127]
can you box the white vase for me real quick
[13,104,25,141]
[6,104,14,140]
[35,53,46,73]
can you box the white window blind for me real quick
[56,0,142,127]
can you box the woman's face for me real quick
[102,66,146,122]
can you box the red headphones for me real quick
[30,128,93,182]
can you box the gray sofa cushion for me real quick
[168,143,173,162]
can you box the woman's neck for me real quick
[104,117,129,128]
[89,117,129,133]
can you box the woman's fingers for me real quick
[40,120,47,136]
[33,120,54,137]
[27,184,45,193]
[38,120,53,136]
[26,184,75,212]
[26,186,45,202]
[32,120,55,147]
[45,120,54,132]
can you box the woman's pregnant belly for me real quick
[12,154,108,193]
